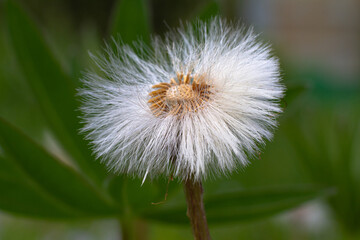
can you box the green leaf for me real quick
[143,185,328,224]
[286,110,360,232]
[0,178,75,219]
[4,0,106,182]
[107,176,182,214]
[197,0,220,21]
[0,155,79,219]
[283,83,308,107]
[110,0,151,45]
[0,118,118,218]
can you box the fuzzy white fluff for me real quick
[80,18,284,182]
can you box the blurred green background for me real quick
[0,0,359,239]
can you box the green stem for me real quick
[120,217,134,240]
[119,215,148,240]
[120,178,135,240]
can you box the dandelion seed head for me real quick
[79,17,285,182]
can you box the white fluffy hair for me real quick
[79,18,284,182]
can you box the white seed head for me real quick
[79,18,285,182]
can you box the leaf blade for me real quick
[0,118,118,218]
[110,0,151,44]
[4,0,106,182]
[142,185,328,224]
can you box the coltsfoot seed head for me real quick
[79,18,284,182]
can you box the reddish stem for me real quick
[184,179,211,240]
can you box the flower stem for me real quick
[184,179,211,240]
[119,218,148,240]
[119,217,134,240]
[120,178,136,240]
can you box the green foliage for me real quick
[4,0,106,183]
[0,154,77,219]
[285,108,360,233]
[0,118,117,218]
[143,186,329,224]
[197,0,221,21]
[110,0,151,44]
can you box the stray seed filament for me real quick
[148,73,212,117]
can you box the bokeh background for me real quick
[0,0,359,239]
